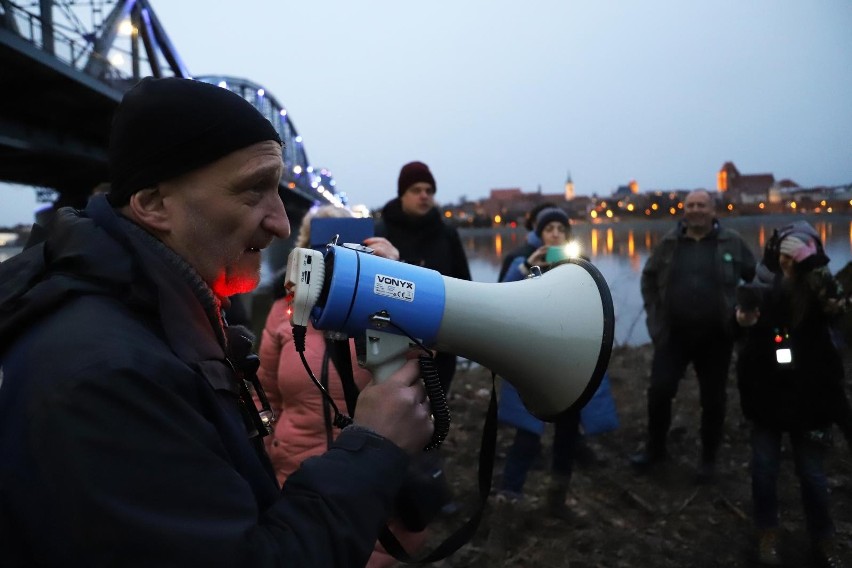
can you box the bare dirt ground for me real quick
[412,344,852,568]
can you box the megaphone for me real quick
[284,243,614,421]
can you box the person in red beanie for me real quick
[375,161,471,394]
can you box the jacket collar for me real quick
[0,195,227,365]
[85,195,228,363]
[381,197,443,231]
[675,217,721,240]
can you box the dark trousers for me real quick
[647,328,733,460]
[500,410,581,495]
[751,424,834,540]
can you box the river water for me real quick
[458,214,852,347]
[3,214,850,347]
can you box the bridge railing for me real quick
[1,1,344,208]
[2,1,126,82]
[197,75,344,208]
[1,0,187,88]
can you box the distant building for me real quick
[717,161,776,204]
[489,188,525,202]
[767,179,800,205]
[564,171,575,200]
[440,159,851,227]
[565,195,594,218]
[477,188,569,226]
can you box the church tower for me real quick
[564,170,575,200]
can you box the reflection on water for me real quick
[0,247,23,263]
[460,215,852,347]
[3,216,850,348]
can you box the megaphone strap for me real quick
[378,373,499,564]
[292,325,353,429]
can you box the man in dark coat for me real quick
[0,77,433,567]
[376,161,471,392]
[631,190,756,482]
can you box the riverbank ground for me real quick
[415,344,852,568]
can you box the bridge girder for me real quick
[0,1,334,214]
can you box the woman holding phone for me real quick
[496,207,586,520]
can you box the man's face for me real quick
[159,140,289,297]
[400,182,435,217]
[683,192,713,233]
[541,222,568,247]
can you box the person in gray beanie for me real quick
[496,202,558,282]
[0,77,433,567]
[495,204,589,523]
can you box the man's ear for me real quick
[124,186,171,233]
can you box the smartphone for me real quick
[310,217,375,248]
[545,246,569,263]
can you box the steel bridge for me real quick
[0,0,342,218]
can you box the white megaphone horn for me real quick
[284,243,614,421]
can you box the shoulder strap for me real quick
[378,373,499,564]
[324,336,359,415]
[324,335,499,563]
[320,347,334,448]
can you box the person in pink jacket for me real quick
[258,205,426,567]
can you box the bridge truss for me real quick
[0,0,340,215]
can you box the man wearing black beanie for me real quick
[376,160,472,393]
[0,77,433,567]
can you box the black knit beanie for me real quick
[397,161,436,197]
[534,207,570,238]
[108,77,282,206]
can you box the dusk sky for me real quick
[3,0,852,226]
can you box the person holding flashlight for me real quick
[734,221,849,567]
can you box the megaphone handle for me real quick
[364,331,414,383]
[370,357,407,383]
[372,354,450,451]
[363,330,450,449]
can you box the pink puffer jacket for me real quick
[258,298,427,567]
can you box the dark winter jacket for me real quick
[376,198,471,281]
[641,219,756,344]
[0,195,409,567]
[497,231,542,282]
[736,260,847,432]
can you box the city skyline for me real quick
[2,0,852,226]
[1,158,850,229]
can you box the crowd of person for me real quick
[489,191,850,568]
[631,194,850,567]
[0,76,850,568]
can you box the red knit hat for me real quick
[397,161,436,197]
